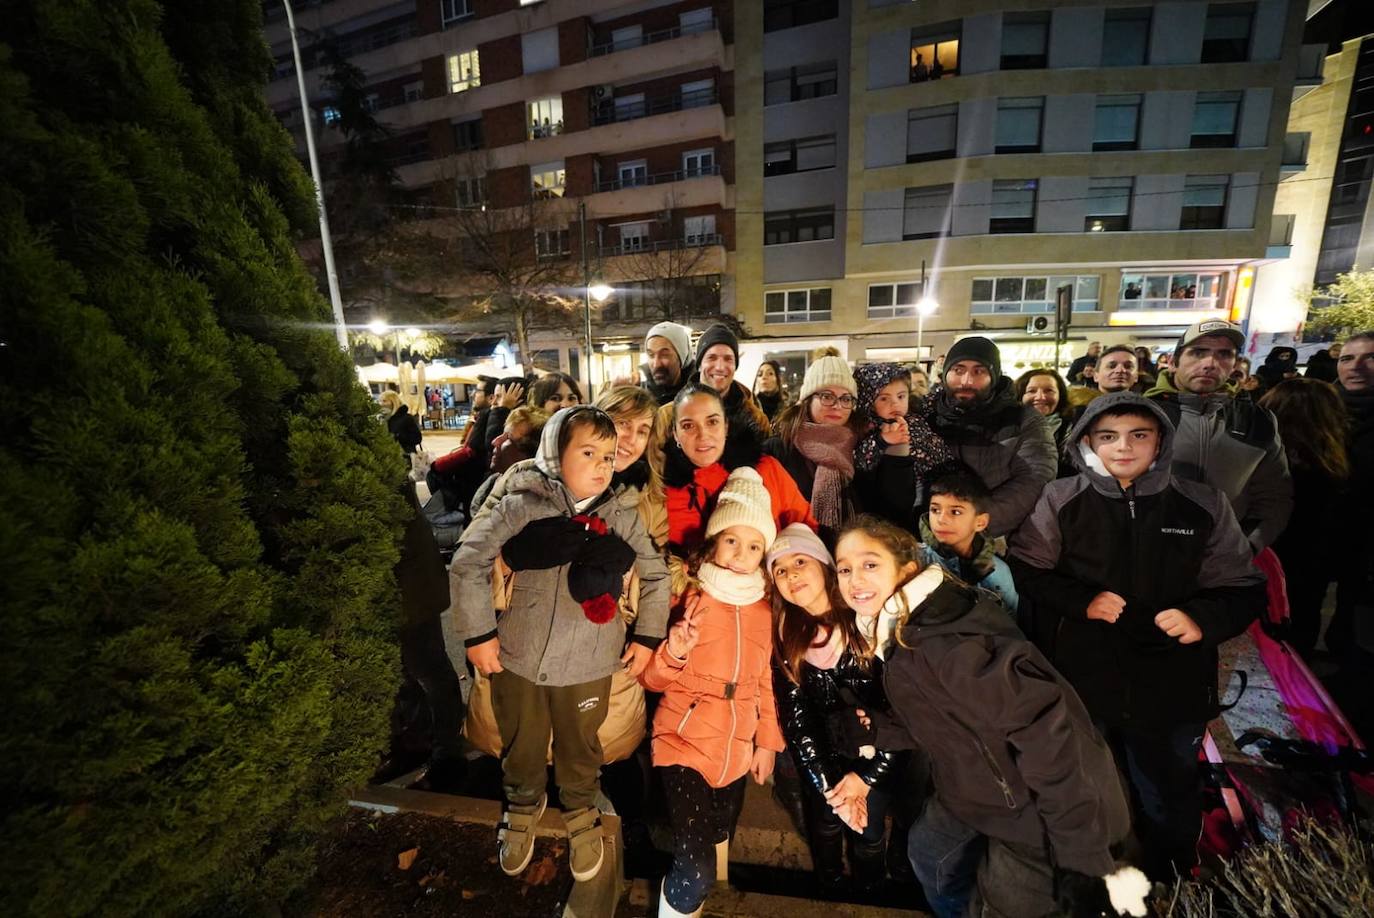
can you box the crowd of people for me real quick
[396,318,1374,917]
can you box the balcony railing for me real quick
[592,88,718,126]
[601,234,723,257]
[594,164,721,193]
[269,15,415,81]
[589,18,717,57]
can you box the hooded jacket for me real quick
[927,377,1057,537]
[1010,393,1266,730]
[917,514,1019,614]
[642,586,787,788]
[446,407,670,686]
[873,573,1130,878]
[1145,372,1293,551]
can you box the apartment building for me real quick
[733,0,1311,384]
[264,0,735,384]
[1252,27,1374,352]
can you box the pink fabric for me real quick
[804,624,845,670]
[1253,546,1289,627]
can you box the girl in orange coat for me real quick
[642,467,787,918]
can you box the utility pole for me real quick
[284,0,349,350]
[579,200,595,400]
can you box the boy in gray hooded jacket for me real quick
[449,406,670,883]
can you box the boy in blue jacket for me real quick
[918,465,1018,614]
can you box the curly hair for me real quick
[1259,378,1350,480]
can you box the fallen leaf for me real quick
[524,854,557,887]
[461,889,477,900]
[397,847,419,871]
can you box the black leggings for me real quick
[658,765,747,913]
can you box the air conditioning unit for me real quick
[592,84,615,101]
[1026,315,1051,334]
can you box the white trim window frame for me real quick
[764,287,833,324]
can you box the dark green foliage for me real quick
[0,2,408,914]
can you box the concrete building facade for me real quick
[264,0,736,384]
[733,0,1314,385]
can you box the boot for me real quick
[850,837,887,897]
[808,824,848,898]
[714,838,729,886]
[657,883,703,918]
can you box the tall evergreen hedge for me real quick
[0,3,408,913]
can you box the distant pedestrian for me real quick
[381,390,423,454]
[1066,341,1102,384]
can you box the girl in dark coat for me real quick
[769,524,901,897]
[851,363,953,532]
[381,390,423,454]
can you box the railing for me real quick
[589,18,716,57]
[529,119,565,139]
[591,88,718,126]
[601,234,723,257]
[594,164,721,193]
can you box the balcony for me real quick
[1294,44,1325,101]
[590,18,716,58]
[594,164,720,193]
[1280,132,1310,180]
[601,234,723,258]
[1266,213,1295,259]
[592,87,717,126]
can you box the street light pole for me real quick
[284,0,349,351]
[580,200,594,400]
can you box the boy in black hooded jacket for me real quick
[1011,392,1265,880]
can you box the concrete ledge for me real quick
[703,887,925,917]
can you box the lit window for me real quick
[1085,178,1133,232]
[910,23,960,83]
[1119,273,1222,310]
[531,161,566,198]
[528,97,563,139]
[971,275,1100,314]
[447,51,480,93]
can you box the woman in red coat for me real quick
[663,384,817,593]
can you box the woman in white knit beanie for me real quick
[763,352,864,541]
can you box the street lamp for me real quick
[367,318,390,336]
[916,296,938,361]
[584,282,613,399]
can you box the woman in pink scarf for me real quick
[762,352,864,543]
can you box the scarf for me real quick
[696,561,767,605]
[874,567,946,660]
[793,422,857,530]
[804,623,846,670]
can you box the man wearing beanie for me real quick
[928,336,1055,537]
[1145,319,1291,551]
[641,322,695,406]
[692,322,769,437]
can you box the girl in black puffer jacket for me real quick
[767,523,902,898]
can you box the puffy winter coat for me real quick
[927,378,1056,537]
[774,647,898,796]
[1010,393,1266,730]
[446,410,670,686]
[1146,372,1292,551]
[873,572,1130,878]
[642,588,787,788]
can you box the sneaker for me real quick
[498,793,547,876]
[563,806,604,882]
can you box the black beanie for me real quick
[695,323,739,366]
[944,336,1002,383]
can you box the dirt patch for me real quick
[299,809,573,917]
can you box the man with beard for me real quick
[927,336,1056,538]
[1146,320,1291,552]
[640,321,695,406]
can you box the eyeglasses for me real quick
[813,391,856,409]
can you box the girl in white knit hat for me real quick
[640,467,787,918]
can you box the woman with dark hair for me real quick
[764,355,866,541]
[753,360,791,427]
[1015,368,1072,476]
[663,384,815,583]
[529,371,582,414]
[1260,378,1351,655]
[479,375,530,465]
[1134,347,1157,382]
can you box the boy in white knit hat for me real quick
[641,466,789,918]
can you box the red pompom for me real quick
[581,593,618,624]
[573,514,608,536]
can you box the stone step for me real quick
[623,878,925,917]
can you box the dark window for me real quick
[990,179,1037,234]
[764,62,839,105]
[902,185,952,239]
[534,228,570,259]
[1201,3,1253,64]
[1180,175,1229,229]
[764,207,835,245]
[1084,177,1133,232]
[453,118,483,151]
[1001,12,1050,70]
[1093,94,1141,151]
[995,97,1043,154]
[764,0,838,33]
[1101,7,1151,66]
[907,104,958,162]
[1190,91,1241,148]
[763,135,837,176]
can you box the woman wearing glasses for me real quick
[763,350,868,545]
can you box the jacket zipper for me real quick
[676,699,699,734]
[948,710,1017,808]
[720,603,742,786]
